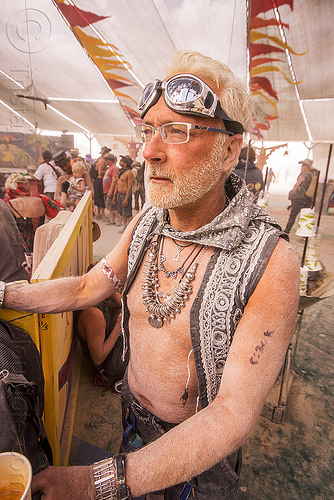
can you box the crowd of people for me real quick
[1,49,300,499]
[0,147,146,282]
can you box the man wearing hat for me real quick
[113,155,134,231]
[284,158,319,234]
[94,147,111,219]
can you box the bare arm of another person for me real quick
[31,238,300,499]
[123,170,134,206]
[83,171,94,194]
[96,157,105,178]
[2,215,139,314]
[77,307,121,366]
[107,174,117,198]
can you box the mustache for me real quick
[147,163,174,180]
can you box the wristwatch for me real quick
[0,281,5,310]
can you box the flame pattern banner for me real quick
[249,0,305,139]
[53,0,141,129]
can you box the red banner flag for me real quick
[251,0,293,17]
[250,43,285,58]
[57,3,109,27]
[250,76,279,100]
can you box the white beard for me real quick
[146,135,228,209]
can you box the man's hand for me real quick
[32,465,95,499]
[122,198,128,207]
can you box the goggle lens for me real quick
[138,82,155,109]
[166,78,203,104]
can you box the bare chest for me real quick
[126,237,212,422]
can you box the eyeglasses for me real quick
[138,73,244,136]
[135,122,233,145]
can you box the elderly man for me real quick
[1,50,299,499]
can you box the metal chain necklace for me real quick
[158,237,199,279]
[142,235,207,329]
[172,238,193,262]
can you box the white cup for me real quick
[300,266,308,296]
[0,452,32,500]
[296,208,316,237]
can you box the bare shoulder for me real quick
[265,236,300,280]
[246,236,300,339]
[104,210,148,278]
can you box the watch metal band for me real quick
[93,456,132,500]
[93,458,118,500]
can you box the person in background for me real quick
[0,199,30,282]
[113,155,135,232]
[233,146,264,198]
[62,162,86,210]
[3,173,63,253]
[266,167,276,191]
[32,150,63,200]
[103,153,119,224]
[53,151,93,206]
[74,285,128,389]
[284,158,319,234]
[94,146,110,220]
[132,161,146,211]
[3,50,299,500]
[70,148,83,165]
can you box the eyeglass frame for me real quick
[135,121,233,145]
[138,73,244,136]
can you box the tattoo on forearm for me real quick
[249,330,274,365]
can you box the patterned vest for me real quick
[122,175,285,409]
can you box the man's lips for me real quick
[150,175,172,182]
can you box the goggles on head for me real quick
[138,73,244,136]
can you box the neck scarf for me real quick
[118,165,131,178]
[153,173,285,251]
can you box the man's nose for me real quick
[143,131,167,163]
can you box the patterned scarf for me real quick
[153,173,285,251]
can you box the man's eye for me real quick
[169,127,186,135]
[142,127,152,136]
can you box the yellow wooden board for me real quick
[0,192,93,465]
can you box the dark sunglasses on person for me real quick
[138,73,244,136]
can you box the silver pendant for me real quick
[148,315,163,329]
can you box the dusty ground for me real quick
[72,195,334,498]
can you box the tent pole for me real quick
[316,143,333,233]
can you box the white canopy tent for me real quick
[0,0,333,174]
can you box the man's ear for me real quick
[224,135,243,168]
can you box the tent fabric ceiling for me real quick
[0,0,333,147]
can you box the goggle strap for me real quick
[215,101,244,135]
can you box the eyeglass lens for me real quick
[136,123,190,144]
